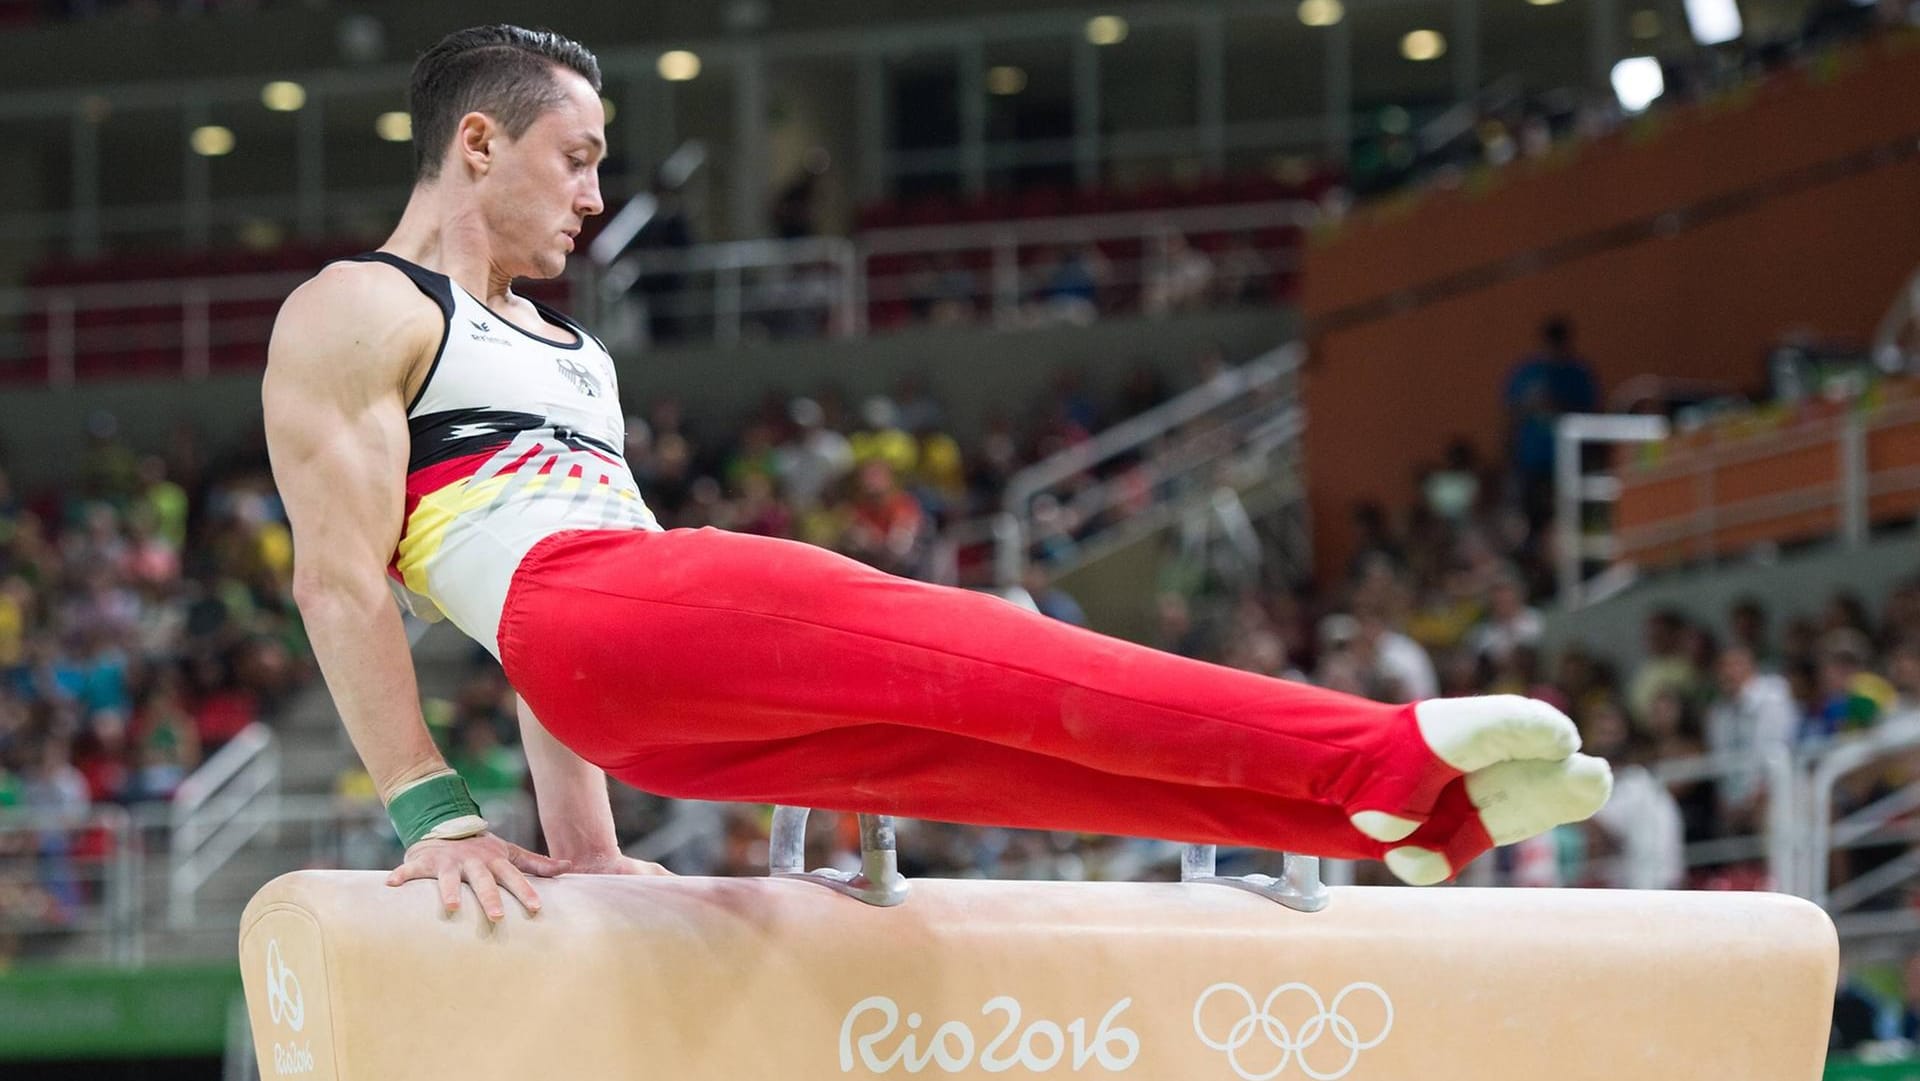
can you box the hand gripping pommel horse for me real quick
[240,808,1838,1081]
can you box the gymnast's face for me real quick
[466,67,606,281]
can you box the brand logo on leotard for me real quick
[555,356,602,398]
[1192,982,1392,1080]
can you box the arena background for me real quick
[0,1,1916,1077]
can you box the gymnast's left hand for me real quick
[386,832,571,922]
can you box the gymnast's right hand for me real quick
[386,832,573,922]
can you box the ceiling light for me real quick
[1611,56,1666,113]
[1683,0,1743,44]
[1298,0,1346,26]
[375,111,412,142]
[261,81,306,112]
[189,125,234,156]
[1400,29,1447,61]
[986,66,1027,95]
[657,50,702,81]
[1085,16,1129,46]
[601,96,617,123]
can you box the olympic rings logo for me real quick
[1192,982,1392,1081]
[265,939,305,1033]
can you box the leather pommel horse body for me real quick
[239,817,1836,1081]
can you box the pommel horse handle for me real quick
[769,807,911,907]
[767,805,1327,912]
[1180,844,1330,913]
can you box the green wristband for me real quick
[387,772,483,848]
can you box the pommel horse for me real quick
[240,809,1837,1080]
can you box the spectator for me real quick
[908,253,980,327]
[1466,569,1542,665]
[1213,236,1274,307]
[1706,645,1799,834]
[849,397,919,478]
[131,677,199,801]
[1888,637,1920,715]
[1143,233,1215,316]
[135,456,189,553]
[628,174,695,345]
[1583,698,1685,890]
[1422,438,1483,524]
[1504,316,1598,528]
[841,460,928,577]
[1628,609,1700,723]
[20,736,89,919]
[1355,607,1438,702]
[1027,244,1109,326]
[1727,596,1773,666]
[771,399,856,514]
[1806,628,1898,743]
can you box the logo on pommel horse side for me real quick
[1192,983,1392,1081]
[839,995,1140,1073]
[265,939,305,1033]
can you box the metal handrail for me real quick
[0,804,138,963]
[1809,715,1920,909]
[169,723,281,927]
[1005,343,1302,514]
[859,201,1318,256]
[938,342,1302,589]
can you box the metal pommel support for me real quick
[769,806,912,907]
[1181,844,1330,912]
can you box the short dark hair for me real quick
[408,25,602,182]
[1542,316,1574,350]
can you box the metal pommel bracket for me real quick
[1180,844,1330,912]
[769,806,912,907]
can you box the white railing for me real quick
[1553,412,1672,609]
[0,202,1312,386]
[0,270,309,386]
[1565,393,1920,613]
[1807,716,1920,911]
[168,723,280,927]
[943,341,1304,589]
[16,723,1920,963]
[0,789,538,964]
[858,201,1314,330]
[0,804,143,965]
[593,234,861,348]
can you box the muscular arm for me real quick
[264,264,567,918]
[264,265,442,801]
[515,695,619,861]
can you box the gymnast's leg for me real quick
[499,527,1607,864]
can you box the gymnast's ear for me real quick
[454,111,497,177]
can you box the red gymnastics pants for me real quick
[496,527,1497,869]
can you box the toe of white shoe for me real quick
[1414,695,1582,773]
[1466,753,1614,846]
[1349,810,1422,843]
[1384,846,1452,886]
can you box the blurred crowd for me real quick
[0,415,313,959]
[1349,1,1920,201]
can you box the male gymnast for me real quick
[262,24,1611,923]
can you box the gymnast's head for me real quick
[407,25,605,279]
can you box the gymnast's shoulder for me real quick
[268,258,443,381]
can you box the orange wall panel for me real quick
[1299,36,1920,582]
